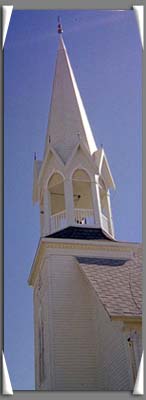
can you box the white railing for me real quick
[50,210,67,233]
[101,213,109,232]
[74,208,95,225]
[50,208,95,233]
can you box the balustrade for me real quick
[50,208,95,233]
[101,213,109,232]
[50,209,110,234]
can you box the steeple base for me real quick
[45,226,115,241]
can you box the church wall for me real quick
[34,253,99,390]
[47,254,99,390]
[78,265,132,390]
[33,258,53,390]
[33,248,134,391]
[123,325,142,386]
[95,300,132,390]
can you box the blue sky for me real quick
[4,10,142,390]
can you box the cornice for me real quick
[28,237,140,287]
[42,237,141,252]
[44,242,132,252]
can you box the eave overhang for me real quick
[28,235,139,287]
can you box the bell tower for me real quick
[32,31,115,240]
[29,23,117,391]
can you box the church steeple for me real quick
[33,29,115,239]
[29,22,142,393]
[44,33,97,162]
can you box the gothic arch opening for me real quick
[48,172,66,232]
[72,169,94,224]
[48,172,65,215]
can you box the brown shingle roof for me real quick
[76,245,142,318]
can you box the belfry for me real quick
[32,33,115,239]
[28,24,142,391]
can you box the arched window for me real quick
[48,173,66,232]
[72,169,94,224]
[48,172,65,215]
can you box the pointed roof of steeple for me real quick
[44,35,97,162]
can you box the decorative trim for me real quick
[28,237,139,286]
[66,143,97,177]
[45,242,133,253]
[42,236,141,248]
[46,169,65,189]
[38,146,65,185]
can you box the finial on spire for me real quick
[34,152,37,160]
[57,16,63,34]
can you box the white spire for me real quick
[44,35,97,162]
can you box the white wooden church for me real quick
[28,26,142,391]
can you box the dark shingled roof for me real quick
[76,245,142,318]
[46,226,114,241]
